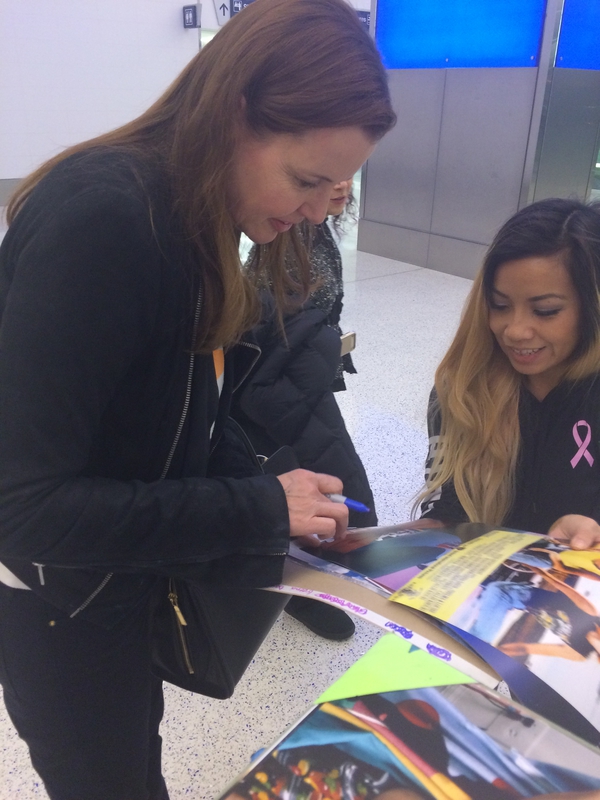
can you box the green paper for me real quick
[318,634,474,703]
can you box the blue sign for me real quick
[555,0,600,70]
[375,0,547,70]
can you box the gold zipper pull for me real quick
[168,592,188,626]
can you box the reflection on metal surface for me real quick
[359,0,600,277]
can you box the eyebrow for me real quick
[492,288,568,302]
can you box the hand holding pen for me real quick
[325,493,370,514]
[276,469,349,541]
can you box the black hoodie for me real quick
[421,377,600,533]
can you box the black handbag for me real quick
[150,433,297,698]
[151,577,288,698]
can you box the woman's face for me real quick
[327,178,353,218]
[488,254,581,400]
[228,127,373,243]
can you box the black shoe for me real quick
[285,596,355,641]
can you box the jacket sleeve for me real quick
[0,184,289,571]
[419,389,468,524]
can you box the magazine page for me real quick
[218,636,600,800]
[291,525,600,739]
[294,525,541,596]
[388,531,600,735]
[274,556,501,691]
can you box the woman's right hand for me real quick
[277,469,349,542]
[548,514,600,549]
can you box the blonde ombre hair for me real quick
[421,199,600,525]
[7,0,395,352]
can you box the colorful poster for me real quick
[220,684,600,800]
[391,530,541,618]
[295,526,600,735]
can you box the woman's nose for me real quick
[504,313,534,341]
[300,192,331,225]
[332,178,351,193]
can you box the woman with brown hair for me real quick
[0,0,395,795]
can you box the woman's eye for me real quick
[534,308,561,317]
[489,302,508,311]
[296,178,319,189]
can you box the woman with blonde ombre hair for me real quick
[0,0,395,794]
[418,198,600,548]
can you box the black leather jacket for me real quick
[0,150,289,627]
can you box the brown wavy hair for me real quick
[420,199,600,525]
[7,0,395,351]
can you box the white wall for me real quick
[0,0,371,181]
[347,0,371,9]
[0,1,200,179]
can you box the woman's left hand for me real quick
[548,514,600,549]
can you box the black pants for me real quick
[0,583,169,800]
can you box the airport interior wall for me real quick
[359,0,600,277]
[0,0,200,200]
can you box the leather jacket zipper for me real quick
[69,572,114,618]
[160,289,202,672]
[68,288,204,619]
[160,287,203,480]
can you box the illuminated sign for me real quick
[375,0,546,69]
[555,0,600,70]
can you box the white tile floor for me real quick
[0,225,473,799]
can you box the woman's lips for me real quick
[506,346,545,365]
[270,218,294,233]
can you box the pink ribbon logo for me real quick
[571,420,594,468]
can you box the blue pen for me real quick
[326,493,370,513]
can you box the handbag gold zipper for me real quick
[168,582,195,675]
[168,589,188,626]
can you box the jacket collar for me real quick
[229,332,261,393]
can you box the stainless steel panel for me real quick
[431,68,538,244]
[532,68,600,202]
[426,234,487,280]
[357,219,429,267]
[362,70,445,232]
[519,0,564,207]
